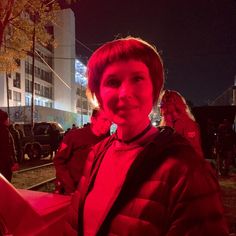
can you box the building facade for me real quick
[0,9,91,128]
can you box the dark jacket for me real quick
[54,125,109,194]
[0,124,16,181]
[65,127,228,236]
[9,125,21,163]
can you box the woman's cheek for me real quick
[101,98,117,122]
[106,98,118,113]
[101,90,116,109]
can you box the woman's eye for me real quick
[104,78,120,87]
[133,75,144,82]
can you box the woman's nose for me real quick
[119,83,132,99]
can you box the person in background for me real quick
[14,123,24,139]
[159,89,204,158]
[71,123,77,130]
[53,108,111,194]
[83,122,90,127]
[217,118,236,176]
[47,126,60,159]
[0,109,19,182]
[14,123,24,163]
[64,128,71,136]
[9,124,22,163]
[64,37,228,236]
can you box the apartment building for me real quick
[0,9,91,127]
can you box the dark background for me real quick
[69,0,236,106]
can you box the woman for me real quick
[159,89,204,158]
[65,37,228,235]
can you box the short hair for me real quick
[0,109,8,124]
[87,36,164,106]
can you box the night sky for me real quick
[71,0,236,106]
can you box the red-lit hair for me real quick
[87,36,164,106]
[160,90,195,121]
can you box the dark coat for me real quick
[54,125,109,194]
[65,127,228,236]
[0,124,16,181]
[9,126,21,163]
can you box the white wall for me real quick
[53,9,76,112]
[0,73,6,107]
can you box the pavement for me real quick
[219,172,236,234]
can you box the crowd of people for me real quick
[0,36,234,235]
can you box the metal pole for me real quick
[5,72,10,116]
[4,34,10,117]
[80,83,83,126]
[31,17,36,126]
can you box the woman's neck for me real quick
[116,120,151,142]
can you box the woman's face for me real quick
[99,59,153,127]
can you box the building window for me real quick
[76,98,81,108]
[13,73,21,88]
[25,79,32,92]
[44,87,49,98]
[35,66,41,78]
[25,79,29,92]
[13,91,21,101]
[35,83,41,95]
[25,61,32,74]
[83,100,88,110]
[44,71,52,83]
[25,61,52,84]
[13,91,21,106]
[25,61,29,73]
[25,96,31,106]
[49,87,53,99]
[35,99,39,106]
[40,85,44,96]
[8,89,12,100]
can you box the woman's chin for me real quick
[112,116,129,126]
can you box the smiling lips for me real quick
[116,105,137,113]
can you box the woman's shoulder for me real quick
[152,126,203,168]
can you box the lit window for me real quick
[13,73,21,88]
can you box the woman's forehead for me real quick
[102,60,148,73]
